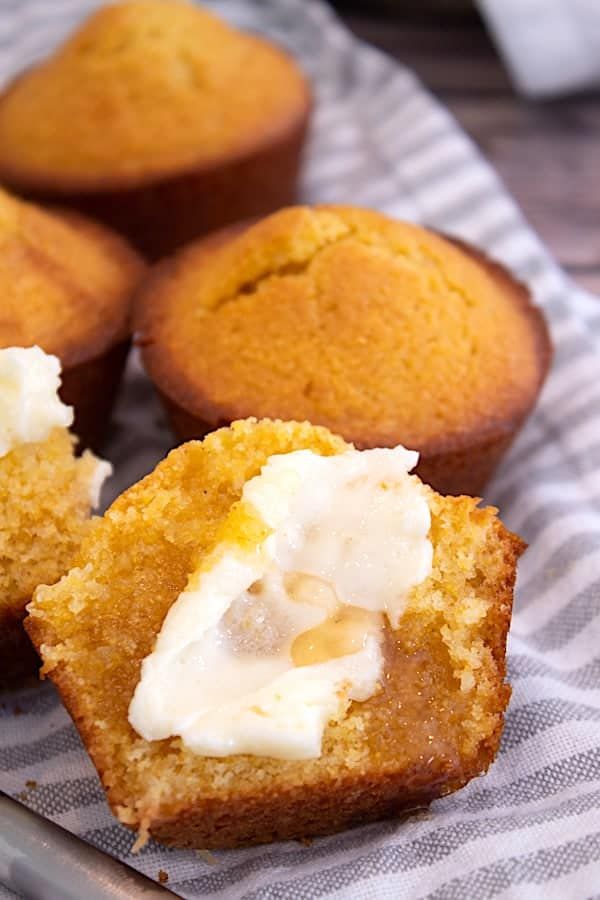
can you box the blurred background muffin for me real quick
[135,205,551,496]
[0,187,144,450]
[0,0,311,259]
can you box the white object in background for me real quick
[477,0,600,98]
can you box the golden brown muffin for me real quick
[135,205,551,496]
[0,187,144,449]
[1,427,108,681]
[0,0,311,259]
[26,418,524,849]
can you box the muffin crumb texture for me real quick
[0,428,100,680]
[27,419,523,848]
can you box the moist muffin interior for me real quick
[27,419,523,848]
[0,428,101,679]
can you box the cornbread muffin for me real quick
[0,0,311,259]
[1,427,108,681]
[136,206,551,495]
[0,345,110,680]
[0,187,144,449]
[27,419,524,849]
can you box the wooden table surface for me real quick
[338,10,600,296]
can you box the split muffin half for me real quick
[0,346,111,680]
[26,418,523,849]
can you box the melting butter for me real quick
[291,604,384,667]
[0,344,111,505]
[285,572,383,666]
[128,445,433,760]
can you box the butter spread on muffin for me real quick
[0,0,311,257]
[136,205,551,495]
[129,445,432,759]
[26,419,524,849]
[0,345,111,680]
[0,346,73,456]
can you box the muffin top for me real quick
[0,187,144,366]
[137,205,551,455]
[0,0,309,190]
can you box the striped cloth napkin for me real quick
[2,1,600,897]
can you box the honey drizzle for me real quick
[291,605,383,666]
[284,572,383,666]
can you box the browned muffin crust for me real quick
[414,235,551,494]
[0,194,145,449]
[5,93,310,261]
[0,1,311,259]
[60,340,131,452]
[135,206,551,495]
[46,213,140,449]
[18,112,311,260]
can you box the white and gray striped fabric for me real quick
[1,1,600,897]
